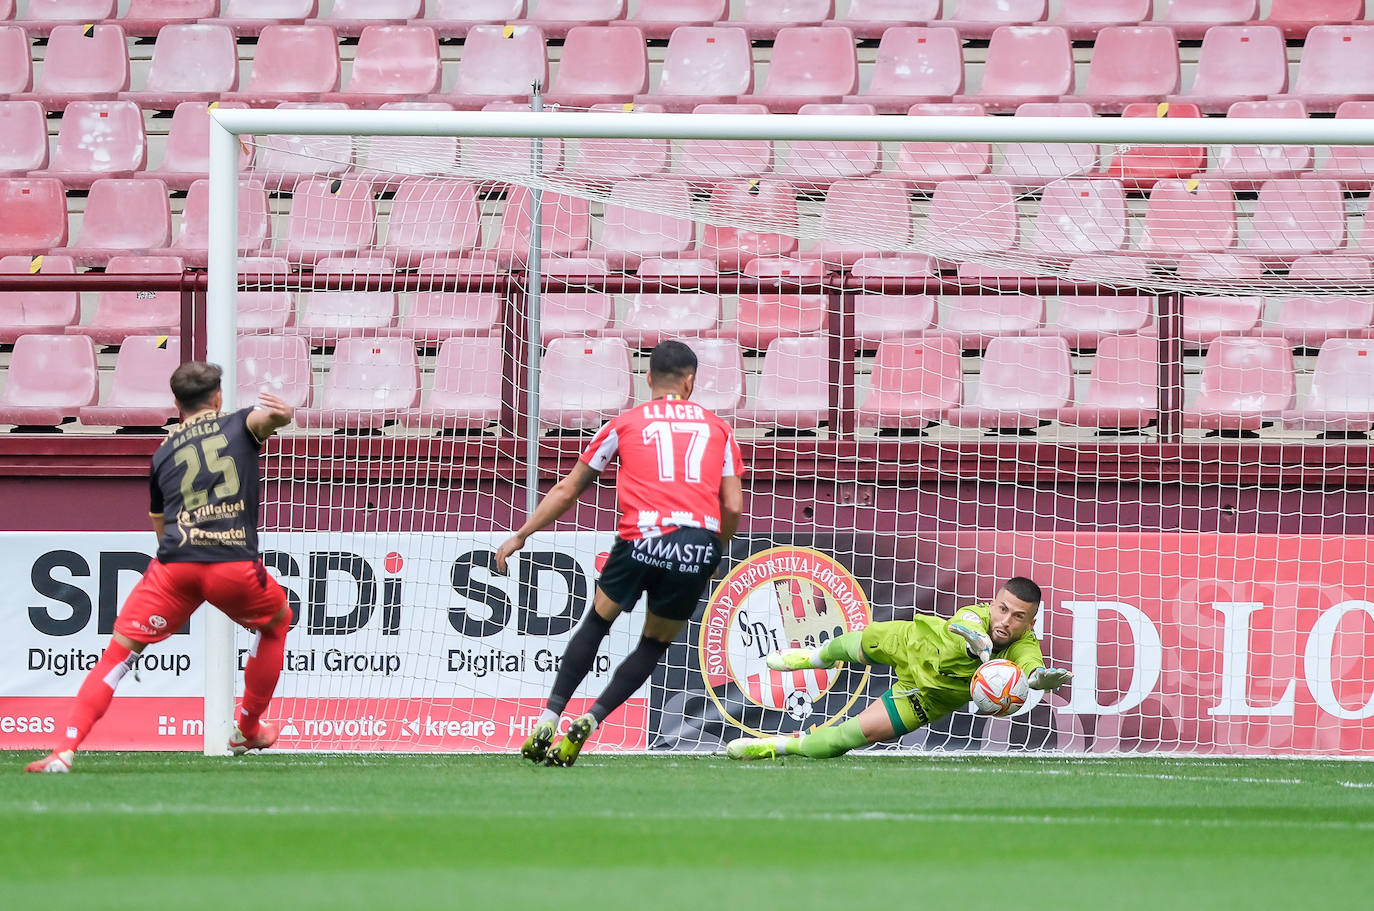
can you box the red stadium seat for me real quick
[1278,26,1374,113]
[853,289,936,350]
[993,102,1098,190]
[736,336,831,430]
[680,337,743,416]
[311,0,422,37]
[38,101,147,189]
[739,27,859,113]
[1035,295,1153,349]
[0,101,47,176]
[0,333,98,429]
[1166,26,1287,114]
[79,335,181,430]
[543,26,647,107]
[1158,0,1256,41]
[1136,178,1238,262]
[1027,179,1127,262]
[934,294,1044,349]
[294,255,399,344]
[331,26,441,107]
[772,103,880,191]
[1314,102,1374,191]
[18,24,129,111]
[1239,179,1345,265]
[843,27,964,114]
[237,334,313,407]
[236,256,296,333]
[1070,26,1180,113]
[947,335,1073,431]
[539,336,634,430]
[857,336,963,430]
[15,1,115,37]
[354,101,459,187]
[394,265,501,343]
[0,26,30,95]
[1056,332,1158,431]
[243,102,352,191]
[615,292,721,347]
[170,178,272,268]
[297,336,420,430]
[1201,100,1312,190]
[724,0,833,40]
[1182,337,1295,432]
[1182,296,1263,348]
[145,101,252,191]
[944,0,1049,41]
[120,24,239,110]
[591,178,695,270]
[414,0,527,39]
[440,24,547,109]
[539,293,615,341]
[380,178,481,270]
[891,103,991,191]
[222,25,341,106]
[954,26,1074,113]
[0,254,78,343]
[1283,338,1374,432]
[827,0,941,40]
[1261,0,1363,39]
[400,335,504,430]
[814,178,913,267]
[672,104,774,185]
[1050,0,1151,40]
[1263,255,1374,348]
[120,1,222,37]
[696,180,800,270]
[59,178,171,267]
[618,0,727,40]
[0,178,67,258]
[730,257,827,352]
[1103,101,1206,190]
[922,179,1019,260]
[0,2,10,20]
[636,26,753,113]
[460,102,563,181]
[564,103,670,184]
[523,0,627,39]
[278,177,377,265]
[204,0,319,37]
[80,255,185,346]
[1176,252,1265,282]
[489,186,591,269]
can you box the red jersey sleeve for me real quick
[722,425,745,478]
[580,416,621,472]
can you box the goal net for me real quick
[207,106,1374,757]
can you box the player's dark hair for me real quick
[648,340,698,384]
[170,361,223,412]
[1004,576,1042,607]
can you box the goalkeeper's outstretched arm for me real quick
[494,462,598,574]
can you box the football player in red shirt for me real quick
[495,341,745,766]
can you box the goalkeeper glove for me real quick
[1028,667,1073,690]
[949,623,992,664]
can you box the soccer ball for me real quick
[969,659,1029,717]
[784,690,813,722]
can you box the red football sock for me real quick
[237,612,288,738]
[57,639,136,753]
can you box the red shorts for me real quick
[114,559,288,644]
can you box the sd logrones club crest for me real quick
[699,546,871,737]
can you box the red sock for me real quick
[56,640,135,753]
[237,612,288,738]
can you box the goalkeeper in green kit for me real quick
[725,577,1072,761]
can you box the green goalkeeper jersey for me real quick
[860,604,1046,722]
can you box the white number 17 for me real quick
[643,421,710,483]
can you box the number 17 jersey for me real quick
[580,397,745,541]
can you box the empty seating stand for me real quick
[15,1,116,38]
[1283,339,1374,433]
[415,0,528,40]
[1167,26,1288,114]
[296,336,420,431]
[955,27,1074,114]
[522,0,627,40]
[945,0,1049,40]
[121,24,240,110]
[1050,0,1151,40]
[237,334,313,407]
[1262,0,1364,40]
[891,104,991,190]
[858,336,964,432]
[1159,0,1257,41]
[844,28,964,114]
[119,1,223,38]
[16,24,130,111]
[542,25,647,109]
[399,335,504,431]
[1056,333,1159,432]
[636,26,753,113]
[739,27,859,114]
[1071,26,1180,114]
[1279,25,1374,112]
[1183,337,1296,433]
[617,0,728,40]
[725,0,834,40]
[439,24,547,109]
[38,101,147,189]
[310,0,423,37]
[204,1,321,37]
[79,254,185,346]
[0,101,47,176]
[947,335,1073,431]
[0,26,30,96]
[222,25,341,105]
[79,335,182,431]
[0,254,78,343]
[735,336,831,431]
[539,337,634,430]
[59,179,172,267]
[0,334,99,431]
[0,178,67,257]
[146,101,252,191]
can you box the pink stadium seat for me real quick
[1263,255,1374,348]
[1313,102,1374,191]
[119,1,222,37]
[278,177,377,265]
[294,256,399,343]
[80,255,185,346]
[1056,332,1158,430]
[891,103,991,191]
[59,179,171,267]
[948,335,1073,430]
[0,2,10,20]
[523,0,626,39]
[236,256,296,333]
[1182,296,1263,348]
[857,336,962,430]
[853,290,936,349]
[37,101,147,189]
[954,26,1075,113]
[773,103,880,191]
[814,178,913,267]
[851,254,936,280]
[1279,26,1374,113]
[1028,179,1128,262]
[636,26,753,113]
[1261,0,1363,39]
[680,337,743,416]
[993,102,1098,190]
[0,254,78,343]
[237,334,312,407]
[696,180,799,270]
[460,102,563,182]
[79,335,182,430]
[934,294,1044,349]
[615,293,721,347]
[1071,26,1180,113]
[354,102,459,187]
[0,26,30,95]
[591,178,695,270]
[844,27,964,114]
[728,258,827,351]
[564,103,670,184]
[380,178,481,270]
[1182,337,1295,432]
[0,333,98,429]
[944,0,1049,41]
[539,293,615,341]
[1283,338,1374,432]
[922,179,1019,260]
[415,0,527,39]
[19,24,129,111]
[1167,26,1287,114]
[673,104,773,184]
[1035,295,1152,349]
[1103,102,1207,190]
[736,336,831,430]
[724,0,833,40]
[828,0,941,40]
[395,264,501,342]
[543,26,647,107]
[636,257,718,278]
[330,26,441,107]
[539,336,634,430]
[311,0,422,36]
[252,102,353,191]
[1239,179,1345,265]
[0,178,67,257]
[0,101,47,176]
[488,186,591,269]
[739,27,859,114]
[1050,0,1151,40]
[1159,0,1256,41]
[222,25,341,106]
[400,335,503,430]
[618,0,727,40]
[440,24,546,109]
[145,101,251,191]
[120,24,239,109]
[170,178,271,268]
[204,1,319,36]
[15,1,115,37]
[1177,252,1265,282]
[297,336,420,430]
[1136,179,1237,262]
[1202,100,1312,189]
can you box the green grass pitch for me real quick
[4,752,1374,910]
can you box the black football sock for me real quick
[589,636,671,724]
[545,609,614,716]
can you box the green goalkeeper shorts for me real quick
[862,621,941,732]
